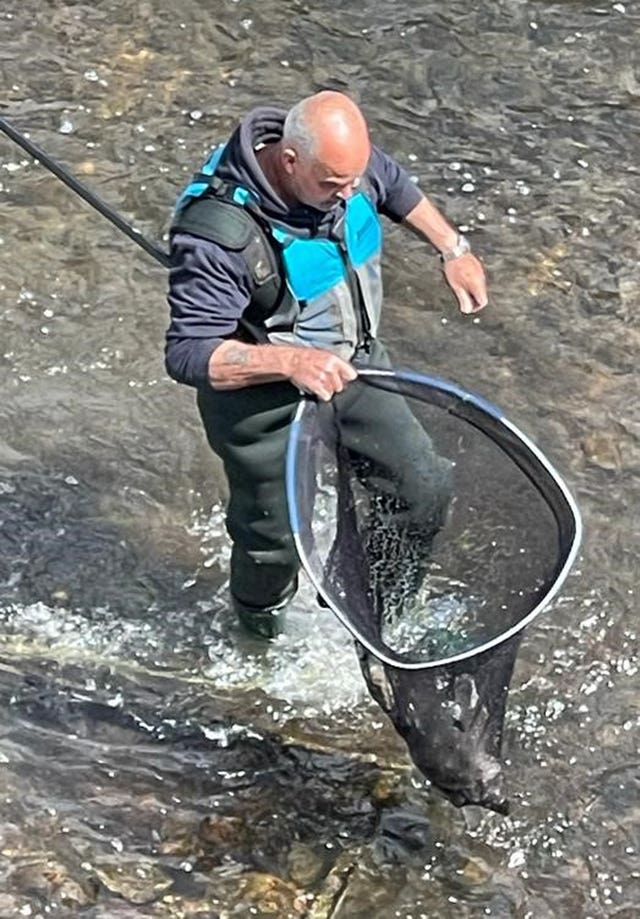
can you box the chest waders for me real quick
[173,149,385,636]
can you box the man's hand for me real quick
[444,252,488,314]
[286,347,357,401]
[401,197,489,314]
[208,340,357,400]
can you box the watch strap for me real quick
[440,234,471,262]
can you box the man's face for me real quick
[283,145,370,211]
[290,158,363,211]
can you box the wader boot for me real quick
[232,574,298,639]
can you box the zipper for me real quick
[329,206,371,353]
[337,239,371,353]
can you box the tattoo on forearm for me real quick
[226,347,251,367]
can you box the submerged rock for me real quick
[373,808,433,864]
[9,857,99,908]
[93,860,173,905]
[581,432,622,470]
[286,841,328,887]
[235,871,302,917]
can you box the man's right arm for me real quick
[166,232,355,401]
[209,340,356,402]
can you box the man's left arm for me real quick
[367,145,488,314]
[402,196,488,314]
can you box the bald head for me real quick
[283,91,370,168]
[276,92,371,210]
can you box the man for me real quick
[165,91,487,638]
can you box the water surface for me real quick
[1,0,639,915]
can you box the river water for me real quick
[1,0,638,916]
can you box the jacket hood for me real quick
[216,106,339,234]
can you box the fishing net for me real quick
[286,368,581,810]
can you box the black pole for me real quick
[0,115,170,268]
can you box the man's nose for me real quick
[336,184,354,201]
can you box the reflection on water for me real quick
[386,590,473,657]
[1,0,639,914]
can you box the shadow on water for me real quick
[1,0,639,915]
[0,655,396,917]
[0,467,432,916]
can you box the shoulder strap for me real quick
[171,194,284,322]
[171,196,255,251]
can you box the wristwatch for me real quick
[440,234,471,262]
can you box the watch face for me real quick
[443,236,470,261]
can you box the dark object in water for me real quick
[359,637,521,813]
[373,807,433,863]
[286,368,581,810]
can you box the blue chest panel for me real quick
[274,193,382,301]
[277,234,346,301]
[344,193,383,268]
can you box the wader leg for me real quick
[334,342,453,620]
[197,382,301,637]
[336,342,453,525]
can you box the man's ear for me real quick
[282,146,298,175]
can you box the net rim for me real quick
[286,367,583,670]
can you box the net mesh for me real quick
[287,371,580,810]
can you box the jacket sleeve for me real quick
[165,231,253,388]
[366,144,424,222]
